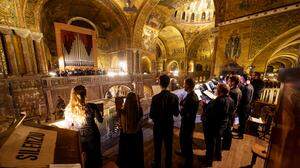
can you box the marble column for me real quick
[152,61,157,74]
[126,49,134,75]
[210,28,219,77]
[31,32,48,75]
[134,49,141,74]
[0,41,6,77]
[13,28,35,75]
[0,26,19,76]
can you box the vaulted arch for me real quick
[252,25,300,72]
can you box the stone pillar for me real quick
[211,28,219,76]
[134,49,141,74]
[0,26,19,76]
[126,49,134,75]
[31,32,48,75]
[13,28,35,75]
[152,61,157,74]
[0,42,6,77]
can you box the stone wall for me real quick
[214,8,300,75]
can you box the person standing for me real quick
[228,75,242,125]
[202,84,234,166]
[251,72,265,102]
[176,78,199,167]
[64,85,103,168]
[150,75,180,168]
[118,92,144,168]
[237,74,254,139]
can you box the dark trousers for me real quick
[204,124,225,163]
[153,125,173,168]
[180,122,195,167]
[238,106,250,136]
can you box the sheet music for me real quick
[249,117,264,124]
[205,83,212,91]
[194,90,202,100]
[203,90,217,100]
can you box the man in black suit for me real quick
[228,75,242,126]
[237,74,254,139]
[177,78,199,167]
[202,83,234,166]
[150,75,180,168]
[251,72,265,101]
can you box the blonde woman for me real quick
[118,92,144,168]
[65,85,103,168]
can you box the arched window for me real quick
[182,12,186,20]
[174,11,178,18]
[201,12,206,20]
[191,13,195,22]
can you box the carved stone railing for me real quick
[42,75,132,88]
[1,74,157,123]
[260,88,280,105]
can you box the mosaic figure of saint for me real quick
[225,33,241,60]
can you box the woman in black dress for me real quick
[118,92,144,168]
[65,85,103,168]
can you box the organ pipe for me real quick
[63,34,94,67]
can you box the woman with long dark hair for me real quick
[118,92,144,168]
[65,85,103,168]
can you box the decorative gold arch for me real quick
[67,17,99,36]
[132,0,160,48]
[158,25,186,58]
[23,0,131,43]
[252,25,300,72]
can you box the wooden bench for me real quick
[250,143,267,166]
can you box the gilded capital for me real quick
[13,28,31,38]
[0,25,13,35]
[31,32,44,42]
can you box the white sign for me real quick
[0,125,57,167]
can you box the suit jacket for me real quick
[204,95,235,131]
[239,83,254,114]
[150,90,179,128]
[180,91,199,126]
[229,87,242,112]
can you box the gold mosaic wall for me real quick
[215,9,300,75]
[0,0,17,26]
[222,0,300,21]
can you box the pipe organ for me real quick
[63,34,94,67]
[54,23,97,70]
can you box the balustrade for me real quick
[259,87,280,105]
